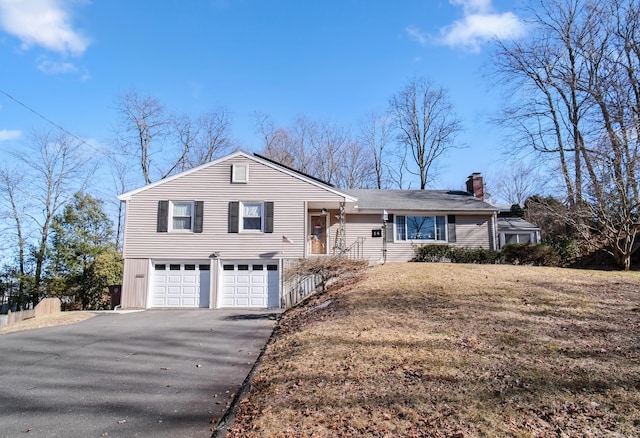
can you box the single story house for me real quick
[117,151,499,309]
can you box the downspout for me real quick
[303,201,308,258]
[382,210,388,264]
[492,211,498,251]
[336,201,346,254]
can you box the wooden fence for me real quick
[0,298,61,327]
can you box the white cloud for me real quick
[450,0,492,15]
[0,129,22,141]
[405,26,428,46]
[37,56,78,74]
[0,0,90,56]
[439,0,524,52]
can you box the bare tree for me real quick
[171,109,235,174]
[255,114,317,174]
[492,0,640,270]
[0,169,28,302]
[1,130,90,303]
[309,121,350,185]
[254,112,295,167]
[493,161,544,205]
[359,111,392,189]
[106,158,130,252]
[114,90,169,184]
[334,140,376,189]
[255,114,380,188]
[389,77,463,189]
[115,90,236,184]
[493,0,591,207]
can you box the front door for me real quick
[310,214,328,255]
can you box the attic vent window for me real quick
[232,164,248,183]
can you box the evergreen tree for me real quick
[49,192,122,309]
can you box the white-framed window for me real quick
[171,201,194,231]
[395,215,446,241]
[241,201,263,232]
[232,164,249,183]
[504,233,532,245]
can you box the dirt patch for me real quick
[0,311,96,335]
[226,263,640,437]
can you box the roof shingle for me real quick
[344,189,498,212]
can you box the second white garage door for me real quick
[219,261,279,308]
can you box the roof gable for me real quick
[118,151,357,201]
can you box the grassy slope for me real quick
[227,264,640,437]
[0,312,95,335]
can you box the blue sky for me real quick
[0,0,526,195]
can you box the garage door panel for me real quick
[236,275,250,284]
[235,286,250,296]
[182,274,197,283]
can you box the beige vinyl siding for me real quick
[122,157,347,261]
[343,213,494,263]
[453,215,492,248]
[122,258,149,308]
[344,214,386,262]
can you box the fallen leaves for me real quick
[225,264,640,437]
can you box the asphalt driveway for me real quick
[0,309,280,438]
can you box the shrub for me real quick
[413,245,503,264]
[285,256,368,292]
[450,247,504,264]
[412,244,452,262]
[545,236,579,264]
[501,243,562,267]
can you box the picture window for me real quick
[395,215,447,241]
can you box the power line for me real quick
[0,88,99,153]
[0,87,140,193]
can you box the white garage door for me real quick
[152,262,211,308]
[219,261,279,308]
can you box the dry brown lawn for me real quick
[0,311,95,335]
[227,263,640,437]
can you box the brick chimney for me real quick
[466,172,484,200]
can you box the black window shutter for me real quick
[194,201,204,233]
[447,215,457,243]
[228,201,239,233]
[264,202,274,233]
[385,214,394,242]
[157,201,169,232]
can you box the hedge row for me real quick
[412,243,563,267]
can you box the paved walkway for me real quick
[0,309,280,438]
